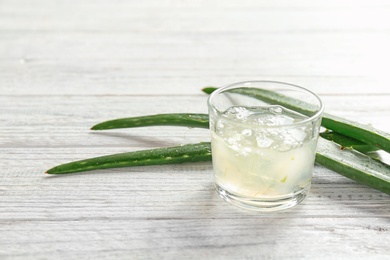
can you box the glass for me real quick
[207,81,324,211]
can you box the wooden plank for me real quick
[1,60,390,95]
[1,217,388,259]
[1,0,390,32]
[0,0,389,96]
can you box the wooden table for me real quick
[1,0,389,259]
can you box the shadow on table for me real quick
[89,131,186,148]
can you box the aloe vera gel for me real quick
[208,81,324,211]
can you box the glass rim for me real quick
[207,80,324,128]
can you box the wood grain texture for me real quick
[0,0,389,259]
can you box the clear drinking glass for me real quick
[207,81,324,211]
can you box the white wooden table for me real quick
[1,0,389,259]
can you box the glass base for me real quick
[215,183,310,212]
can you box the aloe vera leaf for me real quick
[316,138,390,195]
[202,87,216,95]
[203,87,390,154]
[321,114,389,153]
[91,114,209,130]
[46,143,212,174]
[320,131,380,154]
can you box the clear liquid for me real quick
[211,105,317,198]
